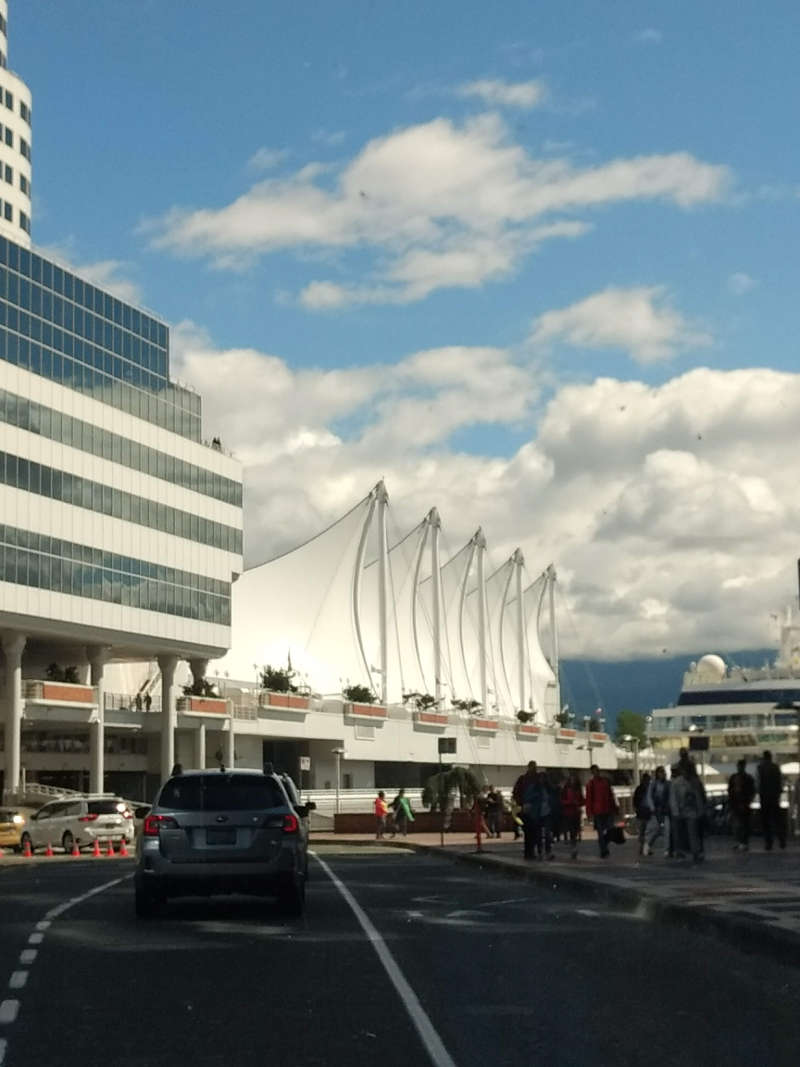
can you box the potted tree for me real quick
[259,664,311,712]
[343,683,386,720]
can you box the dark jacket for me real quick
[646,778,670,817]
[522,781,561,821]
[758,760,782,804]
[728,771,755,813]
[633,781,652,819]
[512,771,538,806]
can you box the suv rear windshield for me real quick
[158,775,285,812]
[88,800,123,815]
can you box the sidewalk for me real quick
[312,829,800,966]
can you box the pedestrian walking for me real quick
[512,761,538,808]
[758,750,786,850]
[670,763,705,862]
[473,787,491,840]
[727,759,755,851]
[144,693,152,712]
[391,788,415,837]
[585,764,617,858]
[560,774,584,859]
[486,785,504,838]
[374,790,389,839]
[633,772,652,856]
[643,765,671,856]
[522,771,560,860]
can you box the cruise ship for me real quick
[649,607,800,776]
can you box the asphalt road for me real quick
[1,846,799,1067]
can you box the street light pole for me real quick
[332,747,345,814]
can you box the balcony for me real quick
[516,723,541,739]
[556,728,577,743]
[23,680,98,725]
[257,690,311,721]
[176,695,230,716]
[469,718,499,733]
[413,710,450,729]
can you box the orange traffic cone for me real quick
[23,838,32,858]
[92,839,101,857]
[44,842,54,857]
[0,846,4,857]
[118,839,129,857]
[71,841,81,857]
[105,841,115,857]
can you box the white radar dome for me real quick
[696,654,726,681]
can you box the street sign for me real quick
[438,737,456,755]
[299,756,311,770]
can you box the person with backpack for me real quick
[585,765,618,858]
[727,759,755,851]
[632,772,652,856]
[390,789,415,837]
[757,750,786,851]
[522,771,560,860]
[643,765,671,856]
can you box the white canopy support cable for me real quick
[352,486,379,688]
[557,579,604,718]
[457,537,479,703]
[411,516,432,694]
[245,490,372,570]
[496,557,517,717]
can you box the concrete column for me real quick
[87,646,112,794]
[194,722,206,770]
[158,654,179,783]
[189,657,209,691]
[2,632,26,798]
[226,717,235,769]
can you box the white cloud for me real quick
[247,146,289,172]
[456,78,547,110]
[173,318,800,660]
[529,286,712,363]
[728,271,758,295]
[148,113,730,306]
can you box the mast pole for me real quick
[515,549,525,714]
[376,481,389,704]
[430,508,443,708]
[476,529,488,713]
[548,564,560,717]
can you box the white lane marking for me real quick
[44,875,128,922]
[35,921,51,932]
[27,933,43,945]
[313,852,458,1067]
[0,1036,6,1064]
[18,951,36,966]
[577,908,599,917]
[0,1001,19,1024]
[8,974,26,991]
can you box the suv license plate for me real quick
[206,828,236,846]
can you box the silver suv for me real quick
[22,794,134,854]
[134,769,311,918]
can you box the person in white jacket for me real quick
[642,766,671,857]
[669,764,706,862]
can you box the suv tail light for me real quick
[263,814,299,833]
[143,814,179,836]
[78,814,98,822]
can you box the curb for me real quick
[319,836,800,968]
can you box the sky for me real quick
[12,1,800,662]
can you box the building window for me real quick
[3,202,10,221]
[20,102,30,124]
[19,175,27,195]
[19,138,29,161]
[4,91,12,110]
[19,212,30,234]
[3,165,10,183]
[4,127,11,148]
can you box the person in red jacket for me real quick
[585,764,617,858]
[560,774,585,860]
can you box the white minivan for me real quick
[22,794,134,853]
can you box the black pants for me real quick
[761,802,786,849]
[732,808,750,846]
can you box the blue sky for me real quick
[11,1,800,658]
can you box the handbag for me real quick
[607,822,626,846]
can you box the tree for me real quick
[554,709,572,726]
[182,678,220,698]
[342,683,375,704]
[453,698,481,713]
[422,766,482,812]
[614,709,647,745]
[259,665,297,693]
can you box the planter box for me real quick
[517,724,541,738]
[261,691,310,711]
[177,696,229,715]
[557,728,577,741]
[590,732,609,743]
[469,718,499,732]
[344,702,387,721]
[414,711,449,728]
[26,681,95,705]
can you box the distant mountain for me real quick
[560,649,775,737]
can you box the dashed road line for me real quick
[0,873,129,1064]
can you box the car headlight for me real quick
[12,814,24,825]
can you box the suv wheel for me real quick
[277,875,305,918]
[62,831,75,854]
